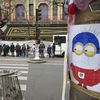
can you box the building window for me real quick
[15,4,25,21]
[29,4,33,16]
[39,3,48,21]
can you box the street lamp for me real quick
[30,8,46,62]
[34,8,42,60]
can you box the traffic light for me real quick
[36,9,41,22]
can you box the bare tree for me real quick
[0,0,16,28]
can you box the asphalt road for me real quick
[0,56,64,100]
[26,58,64,100]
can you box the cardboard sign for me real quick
[69,24,100,93]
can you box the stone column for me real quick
[57,4,63,20]
[10,0,15,21]
[26,0,29,20]
[33,0,36,23]
[49,0,53,20]
[34,0,36,16]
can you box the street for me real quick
[0,57,64,100]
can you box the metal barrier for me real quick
[0,70,23,100]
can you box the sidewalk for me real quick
[0,55,64,64]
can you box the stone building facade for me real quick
[4,0,66,23]
[0,0,67,40]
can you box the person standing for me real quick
[47,45,52,58]
[10,43,15,56]
[6,44,9,56]
[16,43,21,57]
[3,44,7,56]
[26,44,30,57]
[52,43,55,57]
[22,44,26,57]
[32,44,35,57]
[39,42,45,58]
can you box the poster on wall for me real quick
[69,24,100,93]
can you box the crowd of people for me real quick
[0,43,30,57]
[31,42,55,58]
[0,41,55,58]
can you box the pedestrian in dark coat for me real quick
[16,43,21,57]
[26,44,30,57]
[6,44,9,56]
[3,44,7,56]
[22,44,26,57]
[47,45,52,58]
[39,42,45,58]
[10,43,15,56]
[52,43,55,57]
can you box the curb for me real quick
[28,59,46,64]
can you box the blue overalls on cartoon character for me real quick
[70,32,100,88]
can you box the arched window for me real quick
[39,3,48,21]
[15,4,25,21]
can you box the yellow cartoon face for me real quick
[73,42,96,57]
[84,43,96,57]
[73,42,83,55]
